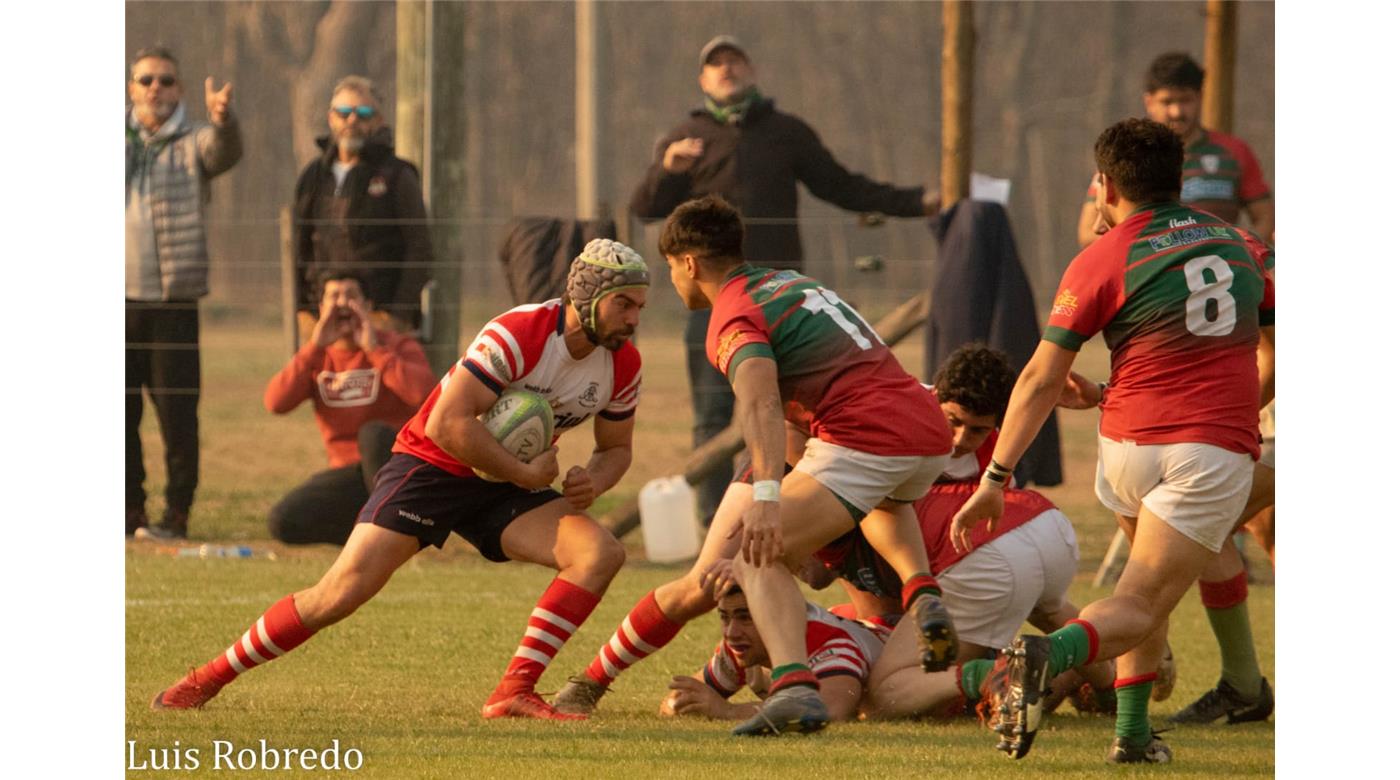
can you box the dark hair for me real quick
[131,46,179,75]
[657,194,745,269]
[317,268,368,300]
[1093,118,1183,204]
[1145,52,1204,93]
[933,344,1017,424]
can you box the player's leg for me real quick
[483,499,624,719]
[554,483,751,715]
[861,615,966,720]
[151,522,421,709]
[1240,460,1275,566]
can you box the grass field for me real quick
[126,312,1273,777]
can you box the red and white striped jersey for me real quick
[701,602,889,698]
[393,299,642,477]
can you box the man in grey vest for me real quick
[126,46,242,539]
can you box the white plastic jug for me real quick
[638,476,701,563]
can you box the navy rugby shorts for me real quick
[356,454,562,561]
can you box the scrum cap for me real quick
[566,238,650,339]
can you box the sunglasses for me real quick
[136,74,176,88]
[332,105,377,119]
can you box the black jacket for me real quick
[293,127,433,324]
[498,218,617,306]
[630,98,925,270]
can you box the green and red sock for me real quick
[1114,673,1156,746]
[900,573,941,611]
[1200,572,1263,697]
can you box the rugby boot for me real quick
[991,635,1052,760]
[1152,646,1176,702]
[1106,733,1173,764]
[732,686,829,736]
[1167,677,1273,725]
[552,675,609,717]
[912,592,959,673]
[151,668,225,710]
[481,690,585,721]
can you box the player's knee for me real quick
[578,527,626,578]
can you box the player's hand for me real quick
[665,676,728,718]
[662,137,705,174]
[1058,371,1103,410]
[561,466,597,511]
[729,499,783,567]
[949,484,1004,555]
[1092,212,1109,237]
[514,447,560,490]
[699,558,738,600]
[205,77,233,126]
[348,298,378,353]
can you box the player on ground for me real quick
[953,118,1274,764]
[555,195,954,735]
[150,239,651,721]
[1077,52,1272,247]
[658,573,886,725]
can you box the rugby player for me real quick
[658,573,885,725]
[555,195,954,735]
[151,239,650,721]
[953,118,1274,763]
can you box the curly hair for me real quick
[1094,118,1183,205]
[933,344,1018,423]
[657,194,745,269]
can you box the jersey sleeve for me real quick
[461,305,554,394]
[1042,242,1125,351]
[1243,232,1276,327]
[1231,138,1272,203]
[601,341,642,421]
[701,640,746,698]
[805,621,870,682]
[710,297,775,380]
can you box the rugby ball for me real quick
[474,389,555,481]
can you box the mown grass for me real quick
[127,314,1272,777]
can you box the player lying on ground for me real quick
[952,118,1274,764]
[151,239,651,722]
[658,566,886,725]
[796,345,1114,719]
[555,195,956,736]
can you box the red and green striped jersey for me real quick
[707,265,950,457]
[1044,203,1274,457]
[1085,129,1271,224]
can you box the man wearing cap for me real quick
[631,36,939,527]
[152,239,650,723]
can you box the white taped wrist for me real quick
[752,480,781,502]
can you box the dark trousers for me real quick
[267,421,397,545]
[685,308,736,525]
[126,300,201,516]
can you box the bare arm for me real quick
[1257,325,1275,408]
[423,369,558,489]
[561,415,635,511]
[730,357,788,566]
[1245,198,1274,245]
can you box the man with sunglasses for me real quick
[126,46,242,539]
[293,75,432,336]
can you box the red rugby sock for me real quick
[491,577,600,700]
[585,589,684,687]
[196,595,314,687]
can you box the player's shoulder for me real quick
[485,300,565,343]
[611,339,643,381]
[1204,129,1259,160]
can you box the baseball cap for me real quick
[699,35,748,68]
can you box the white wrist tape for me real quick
[752,480,781,503]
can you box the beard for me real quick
[338,134,366,156]
[136,99,177,127]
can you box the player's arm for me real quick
[562,415,635,512]
[660,673,759,720]
[423,369,558,489]
[1258,325,1275,408]
[950,340,1078,552]
[1245,198,1274,245]
[1076,202,1105,247]
[729,356,788,567]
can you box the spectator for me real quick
[630,36,939,524]
[293,75,432,335]
[126,46,241,539]
[264,271,435,545]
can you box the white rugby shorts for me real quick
[793,439,949,516]
[1094,436,1253,553]
[937,509,1079,649]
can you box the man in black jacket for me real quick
[630,36,938,523]
[294,75,432,334]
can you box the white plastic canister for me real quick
[638,476,701,563]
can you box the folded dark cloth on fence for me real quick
[498,217,618,305]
